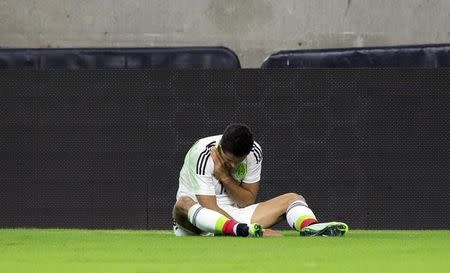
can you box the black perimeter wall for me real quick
[1,69,449,229]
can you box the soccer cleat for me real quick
[248,223,264,237]
[300,221,349,237]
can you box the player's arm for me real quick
[196,194,237,220]
[220,178,259,208]
[210,147,258,208]
[188,145,237,219]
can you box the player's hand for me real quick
[210,147,232,182]
[263,229,283,237]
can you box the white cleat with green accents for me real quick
[300,222,349,237]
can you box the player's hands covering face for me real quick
[210,147,232,182]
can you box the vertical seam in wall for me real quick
[35,92,40,227]
[145,96,149,229]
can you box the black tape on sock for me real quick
[236,223,249,237]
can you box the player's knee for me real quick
[284,192,306,203]
[296,193,306,202]
[173,196,196,217]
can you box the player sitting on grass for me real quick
[172,124,348,237]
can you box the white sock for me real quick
[188,204,223,233]
[187,204,246,236]
[286,200,318,231]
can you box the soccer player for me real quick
[172,124,348,237]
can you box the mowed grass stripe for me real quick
[0,229,449,273]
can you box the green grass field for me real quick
[0,229,449,273]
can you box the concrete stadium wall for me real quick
[1,0,449,67]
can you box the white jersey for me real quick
[176,135,263,206]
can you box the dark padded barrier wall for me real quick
[0,47,241,69]
[1,69,449,229]
[262,44,450,68]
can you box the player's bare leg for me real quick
[252,192,348,236]
[173,196,202,234]
[251,192,305,228]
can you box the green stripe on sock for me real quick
[295,215,316,231]
[215,216,228,234]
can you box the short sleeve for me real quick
[243,142,263,183]
[187,146,216,196]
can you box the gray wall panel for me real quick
[0,69,449,229]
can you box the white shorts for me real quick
[173,203,260,236]
[218,203,259,224]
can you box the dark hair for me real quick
[220,124,254,157]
